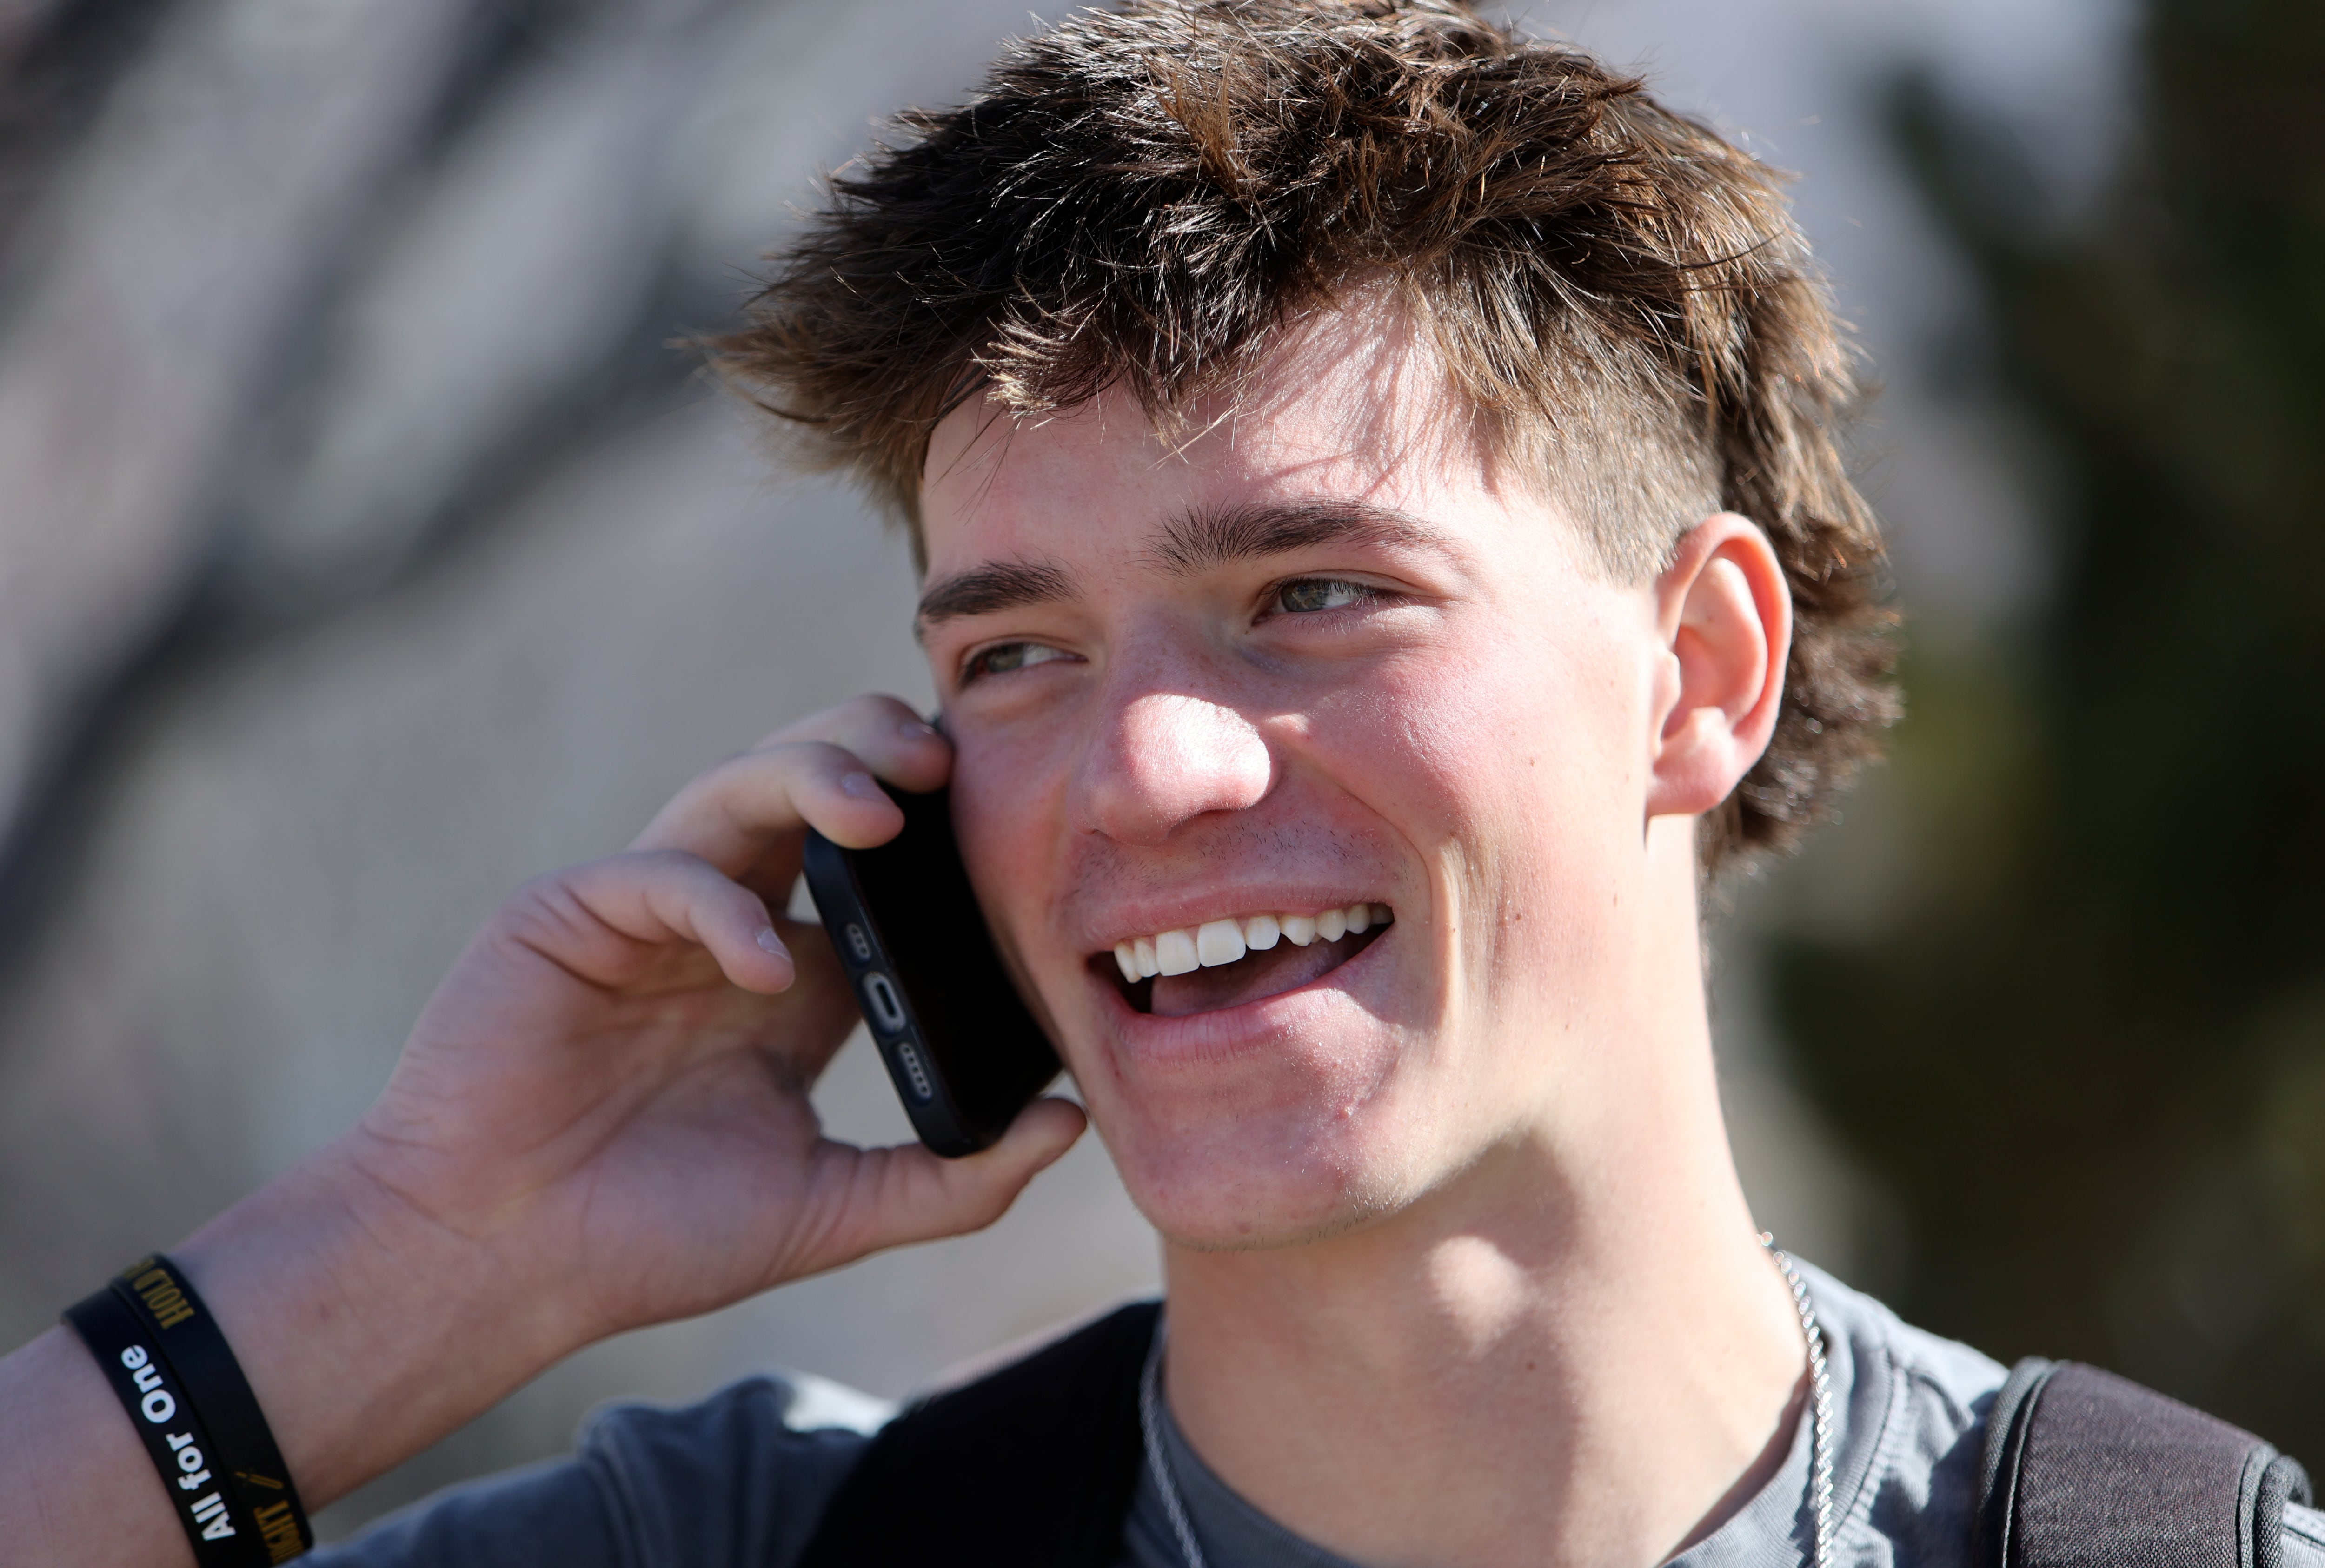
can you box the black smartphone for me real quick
[802,785,1060,1157]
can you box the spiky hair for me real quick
[715,0,1897,870]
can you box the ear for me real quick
[1644,514,1793,820]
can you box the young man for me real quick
[1,3,2314,1565]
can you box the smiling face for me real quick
[919,306,1699,1250]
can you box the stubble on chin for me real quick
[1121,1128,1428,1256]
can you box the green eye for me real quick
[1276,579,1372,613]
[969,641,1071,679]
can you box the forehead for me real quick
[918,301,1515,572]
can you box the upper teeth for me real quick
[1111,904,1393,984]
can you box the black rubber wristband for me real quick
[63,1282,268,1568]
[109,1257,312,1564]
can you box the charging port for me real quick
[861,971,909,1034]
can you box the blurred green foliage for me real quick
[1774,0,2325,1457]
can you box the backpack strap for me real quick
[795,1298,1161,1568]
[1977,1357,2312,1568]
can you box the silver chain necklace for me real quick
[1137,1238,1833,1568]
[1138,1322,1210,1568]
[1763,1235,1836,1568]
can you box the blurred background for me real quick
[1,0,2312,1541]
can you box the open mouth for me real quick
[1093,903,1394,1018]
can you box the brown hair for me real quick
[715,0,1897,872]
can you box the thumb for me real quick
[798,1098,1089,1272]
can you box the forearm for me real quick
[0,708,1072,1566]
[0,1141,578,1566]
[175,1137,587,1502]
[0,1324,188,1568]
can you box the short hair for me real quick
[714,0,1897,873]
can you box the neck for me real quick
[1159,819,1807,1568]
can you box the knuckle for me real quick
[691,752,764,797]
[663,746,837,822]
[490,869,590,945]
[509,867,568,905]
[622,847,699,882]
[788,739,860,770]
[740,739,857,781]
[508,863,600,915]
[768,693,916,748]
[847,692,918,725]
[768,693,886,742]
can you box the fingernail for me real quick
[755,927,787,956]
[840,771,884,800]
[900,720,939,740]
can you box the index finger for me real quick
[630,696,952,876]
[755,693,945,757]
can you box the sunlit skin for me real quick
[918,303,1812,1563]
[929,312,1661,1251]
[0,299,1812,1568]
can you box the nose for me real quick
[1073,691,1273,846]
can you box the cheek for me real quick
[1307,612,1640,851]
[946,728,1074,957]
[1300,605,1649,999]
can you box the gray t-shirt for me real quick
[315,1264,2325,1567]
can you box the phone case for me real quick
[801,786,1061,1156]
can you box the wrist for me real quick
[65,1264,314,1564]
[166,1135,579,1505]
[0,1326,201,1568]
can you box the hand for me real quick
[339,692,1086,1352]
[0,695,1088,1564]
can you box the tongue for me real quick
[1148,935,1357,1018]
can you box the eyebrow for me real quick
[916,559,1075,632]
[1149,499,1442,574]
[914,499,1446,632]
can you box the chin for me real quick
[1028,897,1462,1250]
[1076,1026,1448,1253]
[1106,1109,1422,1252]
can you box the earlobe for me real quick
[1644,515,1793,821]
